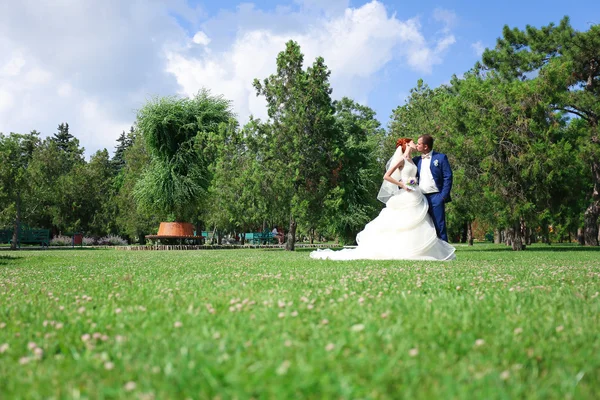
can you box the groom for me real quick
[413,134,453,242]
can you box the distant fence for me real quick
[115,243,334,251]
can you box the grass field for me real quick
[1,244,599,399]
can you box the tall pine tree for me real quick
[481,17,600,245]
[253,41,343,250]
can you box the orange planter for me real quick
[157,222,195,237]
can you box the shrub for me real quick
[97,235,128,246]
[50,235,72,246]
[82,237,97,246]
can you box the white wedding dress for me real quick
[310,160,456,261]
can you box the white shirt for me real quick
[418,154,439,194]
[272,228,278,235]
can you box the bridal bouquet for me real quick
[406,178,418,191]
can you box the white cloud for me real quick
[0,89,14,112]
[0,0,185,156]
[57,83,74,98]
[192,31,211,46]
[0,0,457,156]
[167,1,457,124]
[2,53,26,76]
[436,35,456,53]
[433,8,457,33]
[472,41,486,57]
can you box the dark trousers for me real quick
[424,193,448,242]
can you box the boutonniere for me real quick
[433,159,439,167]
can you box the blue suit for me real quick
[412,151,452,242]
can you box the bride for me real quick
[310,138,456,261]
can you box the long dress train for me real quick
[310,161,456,261]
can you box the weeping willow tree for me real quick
[134,90,235,222]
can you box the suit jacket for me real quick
[412,151,453,203]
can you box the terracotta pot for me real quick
[157,222,194,236]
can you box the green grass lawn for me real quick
[1,244,599,399]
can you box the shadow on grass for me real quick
[0,254,21,265]
[525,245,600,252]
[296,247,344,253]
[259,247,345,253]
[456,243,600,252]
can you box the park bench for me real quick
[245,231,276,245]
[201,231,216,244]
[0,224,50,248]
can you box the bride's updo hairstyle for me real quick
[395,138,413,152]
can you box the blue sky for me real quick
[1,0,598,156]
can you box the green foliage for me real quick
[482,17,600,245]
[252,41,346,248]
[24,137,85,232]
[1,20,598,249]
[323,98,385,244]
[135,146,210,222]
[50,122,85,171]
[204,119,272,235]
[133,90,234,222]
[137,91,232,161]
[114,132,160,241]
[112,127,135,173]
[386,19,600,248]
[49,149,114,235]
[0,131,41,247]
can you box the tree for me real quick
[323,97,384,244]
[445,71,584,250]
[85,149,117,235]
[204,119,270,243]
[253,40,343,250]
[0,131,41,249]
[481,17,600,245]
[51,122,84,171]
[389,80,447,144]
[112,126,135,173]
[49,149,113,235]
[133,90,234,222]
[25,139,69,234]
[114,132,160,243]
[388,80,486,245]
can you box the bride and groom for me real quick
[311,134,456,261]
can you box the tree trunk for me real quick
[196,221,202,239]
[286,215,297,251]
[584,200,599,246]
[505,229,512,247]
[461,222,468,243]
[577,227,585,245]
[494,229,501,245]
[310,228,314,245]
[584,159,600,245]
[519,218,527,250]
[529,228,536,244]
[11,191,21,250]
[510,223,525,251]
[467,221,474,246]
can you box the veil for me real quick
[377,146,404,204]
